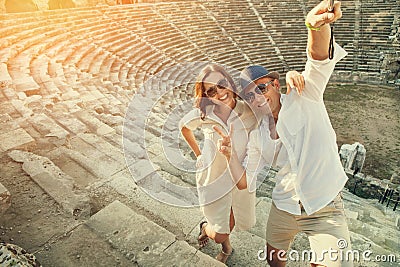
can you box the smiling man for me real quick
[235,1,353,266]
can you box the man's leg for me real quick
[266,243,287,267]
[300,194,353,267]
[266,202,299,267]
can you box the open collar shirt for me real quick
[246,43,348,215]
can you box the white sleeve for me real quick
[179,109,202,131]
[242,129,268,193]
[302,42,348,102]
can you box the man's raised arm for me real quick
[305,0,342,60]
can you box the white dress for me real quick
[179,100,258,233]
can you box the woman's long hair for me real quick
[194,64,238,120]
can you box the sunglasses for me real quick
[205,78,230,98]
[243,80,275,103]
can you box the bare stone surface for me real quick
[0,128,34,152]
[86,200,223,266]
[106,171,203,236]
[38,224,137,266]
[340,142,366,174]
[0,181,11,213]
[390,173,399,184]
[8,150,90,218]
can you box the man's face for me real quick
[243,77,281,116]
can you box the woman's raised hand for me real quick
[213,124,234,159]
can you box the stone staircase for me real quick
[3,144,399,266]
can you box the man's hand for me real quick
[286,71,305,96]
[306,0,343,60]
[306,0,342,29]
[213,124,233,160]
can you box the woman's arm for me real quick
[226,150,248,190]
[214,125,272,191]
[181,126,201,157]
[213,125,249,190]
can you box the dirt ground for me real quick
[0,154,72,264]
[324,83,400,180]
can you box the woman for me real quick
[179,64,258,264]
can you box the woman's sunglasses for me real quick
[242,80,274,103]
[205,78,230,98]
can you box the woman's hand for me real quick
[213,124,233,160]
[196,154,204,169]
[286,70,305,96]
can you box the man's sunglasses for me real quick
[243,80,275,103]
[205,78,230,98]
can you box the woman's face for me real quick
[202,72,235,108]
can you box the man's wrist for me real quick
[305,22,321,31]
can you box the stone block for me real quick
[75,110,115,136]
[390,173,399,184]
[107,172,202,235]
[0,63,12,83]
[31,172,90,218]
[56,116,88,135]
[28,113,69,140]
[86,200,222,266]
[129,159,160,182]
[8,150,90,218]
[61,90,80,101]
[0,182,11,213]
[43,224,135,266]
[77,133,125,164]
[339,142,366,173]
[345,209,359,220]
[0,128,34,152]
[10,99,33,117]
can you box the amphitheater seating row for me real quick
[0,0,399,103]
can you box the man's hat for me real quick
[239,65,280,90]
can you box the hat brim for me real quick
[242,71,280,89]
[261,71,280,81]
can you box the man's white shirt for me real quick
[245,43,349,215]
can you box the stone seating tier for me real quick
[0,0,398,103]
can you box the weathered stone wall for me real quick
[346,171,400,201]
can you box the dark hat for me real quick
[239,65,280,90]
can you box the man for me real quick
[216,1,353,266]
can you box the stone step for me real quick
[48,146,125,184]
[37,224,137,267]
[74,110,116,136]
[8,150,90,219]
[101,170,272,265]
[86,200,224,266]
[0,127,35,153]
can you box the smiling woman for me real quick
[179,63,259,264]
[193,64,238,121]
